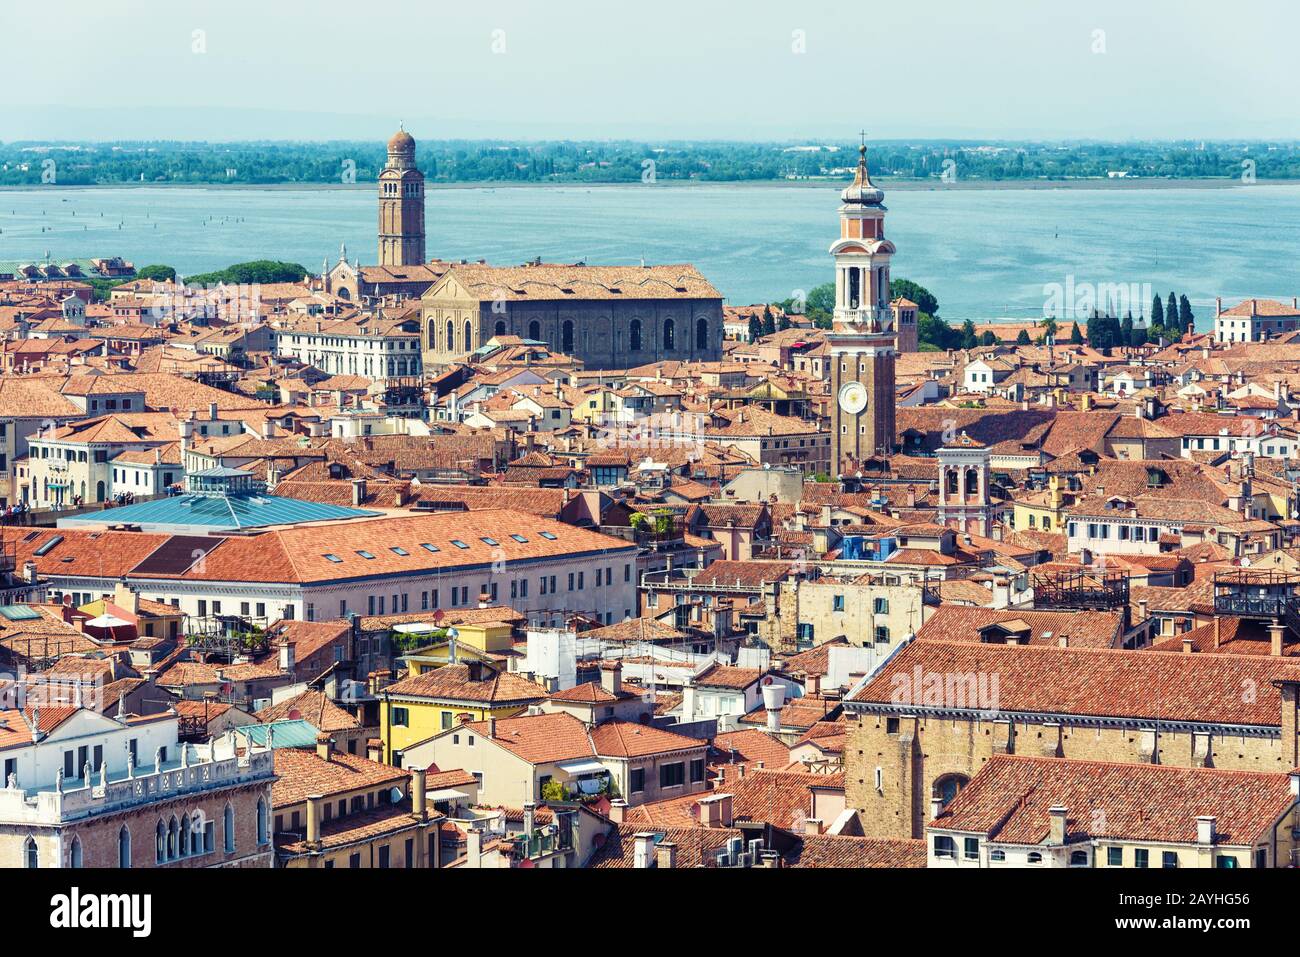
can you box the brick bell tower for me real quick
[829,137,898,476]
[378,125,426,267]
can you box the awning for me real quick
[557,758,606,775]
[427,787,471,801]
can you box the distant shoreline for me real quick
[2,177,1297,193]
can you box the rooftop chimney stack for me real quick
[633,832,657,869]
[412,767,427,822]
[1048,805,1068,845]
[306,794,323,847]
[315,733,333,762]
[600,660,622,695]
[762,681,785,734]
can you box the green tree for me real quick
[1167,292,1178,329]
[917,313,960,350]
[136,264,176,282]
[1151,295,1164,326]
[1069,321,1084,344]
[761,306,776,337]
[1178,294,1194,329]
[540,780,568,803]
[748,315,763,342]
[1016,329,1032,345]
[888,278,939,317]
[960,319,978,349]
[980,331,997,346]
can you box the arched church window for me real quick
[463,320,473,353]
[629,319,642,352]
[561,320,574,354]
[663,318,675,351]
[934,774,969,810]
[528,320,541,342]
[495,320,507,337]
[945,469,959,495]
[965,468,979,495]
[445,320,453,352]
[696,317,709,350]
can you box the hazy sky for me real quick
[5,0,1298,142]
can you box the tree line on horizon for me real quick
[3,140,1298,186]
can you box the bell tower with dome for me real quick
[378,125,426,266]
[828,136,898,476]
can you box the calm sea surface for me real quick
[2,183,1298,325]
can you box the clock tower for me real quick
[829,139,898,476]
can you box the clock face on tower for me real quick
[838,381,868,415]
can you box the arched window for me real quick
[463,320,472,353]
[444,320,453,352]
[696,317,709,350]
[24,837,37,869]
[662,318,675,351]
[69,834,83,868]
[561,320,574,354]
[1027,851,1043,864]
[945,469,958,495]
[167,816,178,860]
[224,805,236,854]
[494,320,507,337]
[1069,850,1089,867]
[119,826,132,868]
[257,798,269,845]
[965,468,979,496]
[528,320,541,342]
[156,821,166,863]
[629,319,642,352]
[934,774,969,810]
[179,813,190,857]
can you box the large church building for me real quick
[419,262,724,370]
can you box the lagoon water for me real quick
[2,182,1298,324]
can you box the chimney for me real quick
[1137,598,1148,621]
[1196,815,1217,846]
[1048,805,1068,845]
[929,795,944,821]
[1182,637,1194,655]
[350,478,367,506]
[22,561,37,584]
[1213,617,1222,650]
[698,793,734,828]
[681,679,697,722]
[608,799,627,824]
[412,767,427,821]
[1057,635,1069,649]
[633,832,657,869]
[523,801,536,835]
[487,715,496,739]
[465,828,482,868]
[600,660,621,695]
[654,841,677,870]
[761,681,785,735]
[1270,622,1285,657]
[306,794,323,847]
[279,640,295,673]
[209,401,218,421]
[315,733,333,762]
[804,817,823,836]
